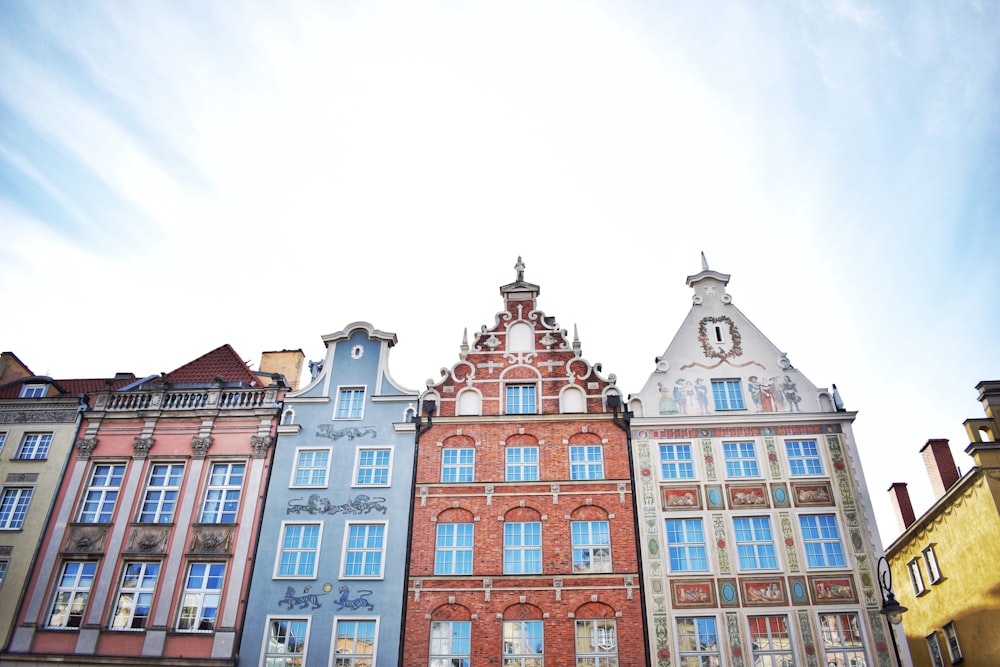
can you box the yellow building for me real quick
[885,380,1000,667]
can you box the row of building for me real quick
[0,257,996,666]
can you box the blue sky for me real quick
[1,0,998,544]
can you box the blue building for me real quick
[239,323,418,666]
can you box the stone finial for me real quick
[515,256,525,282]
[701,251,709,270]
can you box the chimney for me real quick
[920,439,960,498]
[259,349,306,391]
[887,482,916,532]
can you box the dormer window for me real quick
[19,384,46,398]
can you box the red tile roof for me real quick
[0,376,136,399]
[165,344,259,385]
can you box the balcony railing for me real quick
[94,386,279,412]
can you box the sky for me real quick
[1,0,998,547]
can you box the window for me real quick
[723,441,759,477]
[506,446,539,482]
[78,463,126,523]
[139,463,184,523]
[749,615,793,666]
[177,562,224,632]
[786,439,823,476]
[666,518,708,572]
[19,384,46,398]
[909,557,926,596]
[200,462,244,523]
[734,517,778,570]
[0,487,32,529]
[16,432,53,460]
[575,619,618,666]
[47,561,97,628]
[442,448,475,483]
[942,621,962,663]
[333,619,376,666]
[926,632,945,667]
[570,445,604,480]
[276,523,321,578]
[819,613,866,667]
[799,515,846,568]
[0,559,7,588]
[109,562,159,630]
[712,379,745,410]
[435,523,473,575]
[504,522,542,574]
[659,442,695,479]
[354,447,391,486]
[923,545,942,583]
[0,432,6,455]
[430,620,471,667]
[342,522,385,578]
[264,617,309,666]
[504,620,543,665]
[506,384,537,414]
[572,520,612,573]
[336,387,366,419]
[291,448,330,487]
[676,617,720,666]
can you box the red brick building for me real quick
[403,259,647,666]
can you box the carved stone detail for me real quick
[65,525,109,553]
[191,436,213,458]
[76,437,98,458]
[251,435,273,458]
[126,525,171,553]
[190,526,234,553]
[132,437,155,458]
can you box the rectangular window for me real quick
[943,621,962,663]
[333,618,376,666]
[712,379,745,410]
[666,518,708,572]
[506,446,539,482]
[572,520,612,574]
[19,384,46,398]
[264,617,309,666]
[16,432,52,460]
[786,439,824,476]
[749,615,793,665]
[291,448,330,487]
[0,559,7,588]
[442,448,475,483]
[430,620,471,667]
[435,523,473,575]
[504,522,542,574]
[723,441,759,477]
[200,462,244,523]
[504,620,543,666]
[923,545,942,583]
[909,557,926,596]
[734,517,778,570]
[506,384,537,415]
[570,445,604,480]
[336,387,366,420]
[676,617,720,665]
[659,442,695,479]
[109,562,159,630]
[276,523,321,578]
[819,613,867,667]
[177,562,224,632]
[342,522,385,578]
[0,487,33,529]
[47,561,97,629]
[354,447,391,486]
[0,432,6,455]
[78,463,126,523]
[799,515,846,568]
[927,632,945,667]
[575,619,618,666]
[139,463,184,523]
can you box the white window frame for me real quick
[0,432,6,456]
[19,384,46,398]
[926,631,945,667]
[798,514,847,569]
[46,561,97,629]
[570,445,604,480]
[138,463,184,523]
[341,521,386,579]
[274,522,322,579]
[434,522,474,575]
[332,617,378,667]
[923,544,942,583]
[353,446,393,487]
[335,386,366,420]
[659,442,695,480]
[676,616,720,666]
[78,463,126,523]
[503,619,544,665]
[575,618,619,666]
[261,615,310,667]
[908,557,926,596]
[942,621,962,663]
[733,516,779,571]
[748,615,794,665]
[290,447,331,488]
[572,520,612,574]
[819,613,868,667]
[666,517,709,573]
[109,561,160,630]
[503,521,542,574]
[505,383,537,415]
[711,379,745,410]
[176,561,225,632]
[430,620,471,666]
[786,439,824,476]
[723,441,760,478]
[0,486,33,530]
[441,447,475,483]
[199,461,245,524]
[505,445,539,482]
[16,432,53,460]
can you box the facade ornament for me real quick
[191,436,213,458]
[132,437,155,458]
[75,437,98,459]
[251,435,274,458]
[515,255,525,282]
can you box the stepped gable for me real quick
[426,256,620,417]
[631,253,833,418]
[164,343,259,385]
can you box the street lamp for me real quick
[877,556,908,667]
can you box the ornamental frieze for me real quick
[0,409,77,424]
[126,525,171,553]
[64,525,109,553]
[189,526,234,553]
[315,424,377,441]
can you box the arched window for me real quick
[561,386,586,414]
[457,390,482,416]
[508,323,533,352]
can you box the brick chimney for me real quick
[920,439,961,498]
[887,482,916,532]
